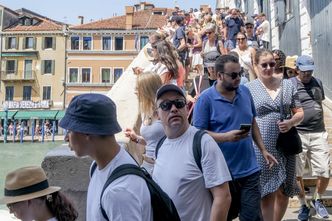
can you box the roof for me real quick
[3,7,65,32]
[71,8,173,30]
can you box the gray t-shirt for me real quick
[140,120,165,158]
[153,126,231,221]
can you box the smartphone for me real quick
[240,124,251,133]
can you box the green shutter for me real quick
[51,60,55,74]
[41,60,45,74]
[5,37,8,49]
[16,37,19,49]
[52,37,56,50]
[42,37,45,50]
[33,37,36,50]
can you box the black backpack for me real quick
[155,130,206,172]
[90,162,180,221]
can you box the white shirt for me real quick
[153,126,231,221]
[258,20,270,42]
[87,147,152,221]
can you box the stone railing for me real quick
[41,44,152,221]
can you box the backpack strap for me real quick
[90,161,97,178]
[155,135,167,159]
[99,164,145,221]
[193,130,206,172]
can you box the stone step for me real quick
[289,187,332,208]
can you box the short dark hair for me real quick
[215,55,239,74]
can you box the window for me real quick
[6,60,16,74]
[114,37,123,50]
[69,68,79,83]
[23,86,32,100]
[7,37,17,49]
[42,60,54,74]
[5,86,14,101]
[44,37,55,49]
[24,37,34,49]
[114,68,123,83]
[140,36,149,49]
[102,36,112,50]
[43,86,51,100]
[71,36,79,50]
[81,68,91,83]
[101,68,111,83]
[83,37,92,50]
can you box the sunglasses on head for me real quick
[223,70,243,80]
[159,99,186,111]
[260,62,276,69]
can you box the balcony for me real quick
[0,70,36,82]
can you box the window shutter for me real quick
[16,37,19,49]
[42,37,45,50]
[14,60,17,74]
[52,37,56,50]
[51,60,55,74]
[41,60,45,74]
[33,37,36,49]
[5,37,8,49]
[23,37,26,49]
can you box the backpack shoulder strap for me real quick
[193,130,207,172]
[155,135,167,159]
[99,164,144,221]
[90,161,97,178]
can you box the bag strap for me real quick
[90,161,97,178]
[155,135,167,159]
[100,164,145,221]
[193,130,206,172]
[279,80,284,121]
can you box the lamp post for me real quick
[3,103,8,143]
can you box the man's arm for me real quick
[209,182,231,221]
[251,118,278,168]
[178,38,186,51]
[207,130,249,143]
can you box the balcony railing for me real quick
[0,70,36,81]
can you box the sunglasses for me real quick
[260,62,276,69]
[223,70,243,80]
[300,70,313,75]
[206,31,213,34]
[159,99,186,111]
[236,37,246,41]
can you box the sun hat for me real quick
[0,166,61,204]
[284,55,298,69]
[59,93,122,135]
[203,51,221,68]
[156,84,186,101]
[296,55,314,71]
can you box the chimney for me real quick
[125,6,134,30]
[78,16,84,24]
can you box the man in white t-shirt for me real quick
[153,84,232,221]
[256,13,270,49]
[60,94,152,221]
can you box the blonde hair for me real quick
[136,72,162,119]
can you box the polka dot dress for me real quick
[247,79,300,198]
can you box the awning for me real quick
[14,110,59,120]
[0,111,17,119]
[55,110,66,120]
[1,52,38,57]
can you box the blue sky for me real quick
[1,0,217,24]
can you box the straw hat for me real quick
[0,166,61,204]
[284,55,298,69]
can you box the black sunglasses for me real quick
[223,70,243,80]
[260,62,276,69]
[206,31,213,34]
[236,37,246,41]
[159,99,186,111]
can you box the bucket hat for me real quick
[283,55,298,69]
[296,55,314,71]
[59,94,122,135]
[0,166,61,204]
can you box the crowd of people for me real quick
[0,5,330,221]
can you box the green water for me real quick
[0,141,63,209]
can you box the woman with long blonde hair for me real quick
[124,72,165,174]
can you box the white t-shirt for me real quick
[153,126,231,221]
[87,147,152,221]
[259,20,270,42]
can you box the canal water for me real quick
[0,141,64,220]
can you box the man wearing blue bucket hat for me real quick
[60,94,152,221]
[291,55,330,220]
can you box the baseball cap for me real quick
[296,55,314,71]
[203,51,221,68]
[156,84,186,101]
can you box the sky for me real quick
[1,0,217,25]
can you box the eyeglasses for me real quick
[300,70,313,75]
[159,99,186,111]
[223,70,243,80]
[236,37,246,41]
[260,62,276,69]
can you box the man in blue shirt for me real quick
[193,55,277,221]
[225,9,244,50]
